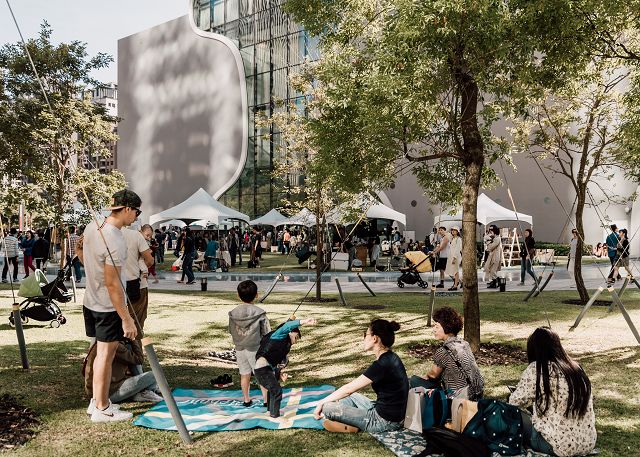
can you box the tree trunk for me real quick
[455,58,484,352]
[315,188,323,300]
[574,191,589,304]
[56,151,66,269]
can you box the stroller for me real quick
[10,265,72,328]
[397,251,432,289]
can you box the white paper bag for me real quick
[404,387,426,432]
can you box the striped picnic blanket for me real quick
[133,385,335,432]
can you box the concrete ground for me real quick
[19,259,638,295]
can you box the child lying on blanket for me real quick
[314,319,408,433]
[253,317,317,418]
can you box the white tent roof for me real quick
[149,188,249,226]
[249,209,289,227]
[365,202,406,225]
[434,193,532,226]
[287,208,317,227]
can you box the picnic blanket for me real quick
[369,428,564,457]
[134,385,334,432]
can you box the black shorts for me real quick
[83,306,124,342]
[436,257,448,271]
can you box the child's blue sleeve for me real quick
[270,320,301,340]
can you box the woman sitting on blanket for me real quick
[409,306,484,400]
[314,319,408,433]
[509,327,596,457]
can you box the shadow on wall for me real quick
[118,15,246,218]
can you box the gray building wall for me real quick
[118,15,247,218]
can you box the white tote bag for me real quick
[404,387,427,432]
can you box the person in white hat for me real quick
[445,226,462,291]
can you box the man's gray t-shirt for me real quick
[82,220,127,313]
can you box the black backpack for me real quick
[419,427,490,457]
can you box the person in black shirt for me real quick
[314,319,408,433]
[181,228,196,285]
[519,228,538,286]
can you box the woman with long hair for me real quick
[519,228,537,286]
[314,319,408,433]
[484,225,503,289]
[20,230,36,278]
[509,327,596,456]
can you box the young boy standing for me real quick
[228,280,271,406]
[254,317,317,418]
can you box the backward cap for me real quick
[108,189,142,210]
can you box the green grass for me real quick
[0,290,639,456]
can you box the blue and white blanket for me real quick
[133,385,335,432]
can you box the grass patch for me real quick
[0,290,638,456]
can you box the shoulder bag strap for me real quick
[443,342,473,387]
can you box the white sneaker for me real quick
[132,389,163,403]
[86,399,121,416]
[90,402,132,423]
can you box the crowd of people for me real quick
[0,227,51,283]
[0,189,602,456]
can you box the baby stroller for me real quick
[10,266,72,328]
[397,251,432,289]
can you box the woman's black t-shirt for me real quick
[363,351,409,422]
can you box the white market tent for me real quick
[287,199,407,227]
[249,208,289,227]
[433,193,533,227]
[287,208,317,227]
[365,202,406,226]
[149,188,250,226]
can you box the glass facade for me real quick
[192,0,318,218]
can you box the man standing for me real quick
[430,226,450,288]
[68,226,83,283]
[77,189,140,422]
[122,224,154,331]
[606,224,620,283]
[1,228,19,283]
[228,227,239,267]
[154,229,165,264]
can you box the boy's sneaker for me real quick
[90,402,132,423]
[132,389,163,403]
[186,280,196,285]
[86,399,120,416]
[242,400,253,407]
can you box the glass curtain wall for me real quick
[192,0,318,218]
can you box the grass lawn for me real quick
[0,289,639,456]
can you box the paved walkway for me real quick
[34,260,639,295]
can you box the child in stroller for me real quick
[10,263,72,328]
[397,251,431,289]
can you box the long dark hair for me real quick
[527,327,591,418]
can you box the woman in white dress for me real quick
[445,226,462,291]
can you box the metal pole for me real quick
[259,274,282,303]
[608,289,640,345]
[427,287,436,327]
[613,277,630,307]
[569,287,604,331]
[357,273,376,297]
[523,275,543,302]
[335,278,347,306]
[532,271,554,298]
[12,304,29,369]
[142,337,193,444]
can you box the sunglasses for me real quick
[129,207,142,217]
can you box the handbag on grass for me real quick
[446,398,478,433]
[404,387,448,432]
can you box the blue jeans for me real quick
[322,392,403,433]
[110,371,158,403]
[182,253,195,282]
[72,257,83,281]
[520,258,536,283]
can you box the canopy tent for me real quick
[433,193,533,227]
[364,202,406,226]
[286,208,317,227]
[149,188,250,226]
[249,208,289,227]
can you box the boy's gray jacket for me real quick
[228,304,271,351]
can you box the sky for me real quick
[0,0,188,83]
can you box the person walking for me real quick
[484,225,503,289]
[1,227,20,283]
[154,229,165,264]
[444,226,462,291]
[606,224,621,283]
[430,227,450,288]
[613,228,632,279]
[519,229,538,286]
[181,228,196,285]
[32,229,50,272]
[77,189,140,422]
[20,230,36,278]
[68,226,84,283]
[228,227,239,267]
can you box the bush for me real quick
[536,242,592,256]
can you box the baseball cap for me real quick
[108,189,142,211]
